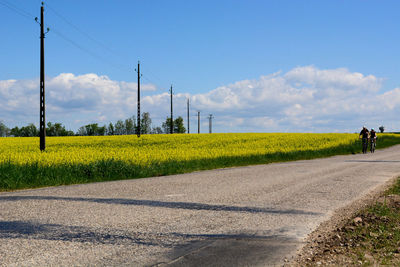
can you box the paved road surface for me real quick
[1,145,400,266]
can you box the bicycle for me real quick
[359,127,370,154]
[370,137,376,153]
[362,138,368,154]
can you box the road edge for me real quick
[290,175,399,266]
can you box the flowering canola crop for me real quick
[0,133,399,190]
[0,133,358,166]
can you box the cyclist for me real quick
[370,128,377,153]
[359,126,369,154]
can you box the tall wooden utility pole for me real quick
[187,98,190,134]
[208,114,213,134]
[170,85,173,134]
[38,2,48,151]
[136,61,141,137]
[197,111,200,134]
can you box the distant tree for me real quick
[46,122,73,136]
[85,124,99,136]
[97,125,107,136]
[151,126,163,134]
[125,116,136,135]
[65,129,75,136]
[77,123,106,136]
[54,123,63,136]
[10,126,20,137]
[114,120,125,135]
[174,116,186,133]
[162,116,186,134]
[19,123,38,137]
[162,117,172,134]
[0,121,9,137]
[47,122,55,136]
[77,126,86,136]
[379,126,385,133]
[141,112,152,134]
[107,122,115,135]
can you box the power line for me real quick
[2,0,171,93]
[44,2,119,56]
[0,0,35,21]
[3,1,195,134]
[3,0,177,102]
[141,73,167,90]
[135,70,172,98]
[0,0,125,72]
[139,64,173,93]
[40,2,135,74]
[51,28,129,72]
[46,3,171,92]
[45,2,171,89]
[141,66,170,90]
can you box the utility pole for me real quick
[197,111,200,134]
[36,2,49,151]
[208,114,213,134]
[136,61,141,137]
[187,98,190,134]
[170,85,173,134]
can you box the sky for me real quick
[1,0,400,133]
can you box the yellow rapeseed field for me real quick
[1,133,399,190]
[0,133,361,166]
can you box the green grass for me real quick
[1,134,400,191]
[315,178,400,266]
[349,206,400,265]
[386,177,400,195]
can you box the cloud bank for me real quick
[0,66,399,133]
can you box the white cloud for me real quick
[0,66,399,133]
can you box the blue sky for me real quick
[1,0,400,132]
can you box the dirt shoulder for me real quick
[292,176,400,266]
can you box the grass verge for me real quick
[296,178,400,266]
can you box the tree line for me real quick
[0,112,186,137]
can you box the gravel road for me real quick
[1,145,400,266]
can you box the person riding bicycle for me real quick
[370,128,377,153]
[359,126,369,154]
